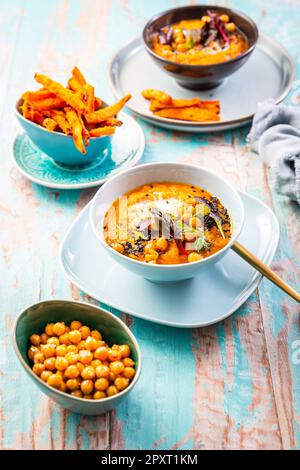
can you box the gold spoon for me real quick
[232,241,300,303]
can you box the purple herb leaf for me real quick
[158,31,168,45]
[165,27,173,44]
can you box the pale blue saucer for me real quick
[13,113,145,189]
[60,192,279,328]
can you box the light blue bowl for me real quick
[16,99,112,166]
[13,300,141,415]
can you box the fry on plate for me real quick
[142,89,220,122]
[154,107,220,122]
[19,67,130,154]
[142,89,172,105]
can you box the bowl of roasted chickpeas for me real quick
[13,300,141,415]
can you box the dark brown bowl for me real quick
[142,5,258,90]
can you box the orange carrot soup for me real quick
[151,10,248,65]
[103,182,232,265]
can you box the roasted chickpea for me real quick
[95,378,109,391]
[40,370,52,382]
[81,366,96,380]
[59,333,71,345]
[225,22,236,32]
[64,365,80,379]
[220,14,229,22]
[41,343,56,358]
[56,344,68,356]
[177,43,187,52]
[71,390,83,398]
[107,385,118,397]
[32,363,45,376]
[45,323,54,336]
[81,379,94,395]
[110,361,124,375]
[55,357,69,371]
[70,320,82,331]
[94,347,108,361]
[123,357,135,367]
[122,367,135,379]
[77,340,87,351]
[47,373,63,389]
[28,345,40,361]
[66,378,80,391]
[44,357,56,371]
[47,337,60,346]
[33,352,45,363]
[109,371,117,382]
[79,326,90,339]
[79,350,93,364]
[119,345,131,358]
[53,322,66,336]
[91,359,101,368]
[155,238,168,252]
[30,334,40,346]
[68,330,82,344]
[39,333,48,344]
[65,352,78,365]
[76,362,84,374]
[115,377,130,391]
[107,348,122,362]
[95,365,110,378]
[85,336,98,351]
[91,330,102,341]
[59,382,67,393]
[188,252,202,263]
[145,249,159,262]
[202,15,211,23]
[94,391,106,400]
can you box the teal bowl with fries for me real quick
[15,98,113,166]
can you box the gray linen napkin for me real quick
[247,99,300,205]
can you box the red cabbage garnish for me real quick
[207,10,230,44]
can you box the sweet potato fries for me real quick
[20,67,131,154]
[142,89,220,122]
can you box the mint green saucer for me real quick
[13,113,144,189]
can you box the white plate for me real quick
[108,34,295,132]
[60,192,279,328]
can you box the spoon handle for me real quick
[231,241,300,303]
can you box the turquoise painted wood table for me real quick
[0,0,299,450]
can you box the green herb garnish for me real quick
[185,35,195,50]
[194,231,211,252]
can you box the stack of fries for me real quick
[20,67,131,154]
[142,89,220,122]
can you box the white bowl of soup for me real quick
[89,162,244,283]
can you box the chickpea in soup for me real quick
[151,10,249,65]
[104,183,232,265]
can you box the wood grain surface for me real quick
[0,0,299,450]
